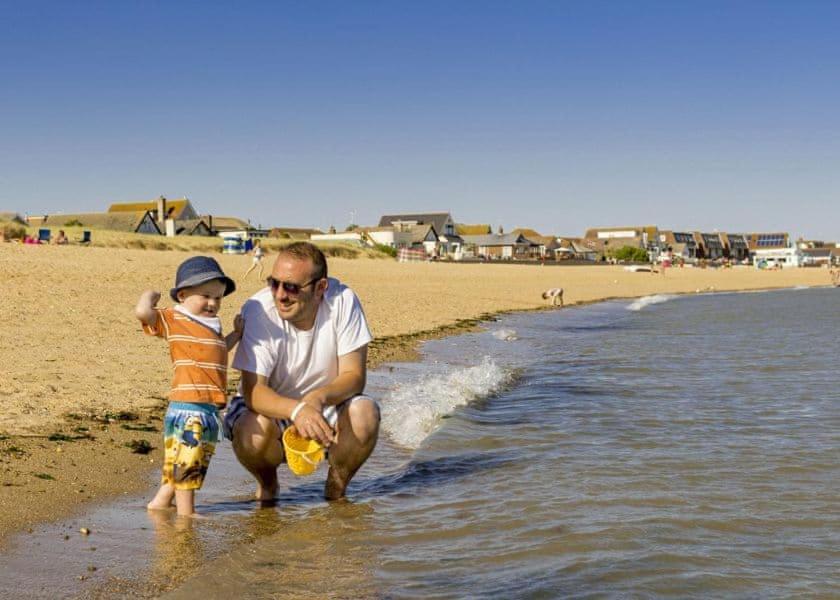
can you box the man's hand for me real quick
[292,402,335,447]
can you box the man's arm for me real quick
[301,345,367,409]
[240,370,337,446]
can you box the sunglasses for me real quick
[266,276,321,295]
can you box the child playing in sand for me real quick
[135,256,242,517]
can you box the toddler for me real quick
[135,256,242,516]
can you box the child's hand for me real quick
[233,313,244,335]
[135,290,161,326]
[141,290,161,307]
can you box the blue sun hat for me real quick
[170,256,236,302]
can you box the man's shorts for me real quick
[222,395,377,447]
[162,402,221,491]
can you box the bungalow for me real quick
[267,227,323,240]
[512,228,562,259]
[31,211,162,234]
[556,237,598,261]
[456,223,492,235]
[173,218,212,236]
[378,212,463,257]
[207,216,252,234]
[358,226,413,249]
[461,232,541,260]
[109,196,198,223]
[584,225,661,258]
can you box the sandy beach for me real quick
[0,243,832,540]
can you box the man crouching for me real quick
[224,242,379,502]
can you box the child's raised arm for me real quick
[226,313,244,351]
[135,290,161,328]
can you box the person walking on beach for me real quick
[224,241,379,502]
[243,238,265,280]
[135,256,243,516]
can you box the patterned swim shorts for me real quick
[162,402,221,491]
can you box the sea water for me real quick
[1,288,838,598]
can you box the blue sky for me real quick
[2,2,838,238]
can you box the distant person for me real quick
[53,230,68,245]
[243,238,265,280]
[542,287,564,307]
[225,241,379,503]
[24,233,40,245]
[135,256,243,517]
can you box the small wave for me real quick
[491,328,517,341]
[381,357,515,449]
[626,294,676,311]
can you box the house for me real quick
[556,237,598,261]
[109,196,198,222]
[456,223,492,235]
[659,231,698,261]
[378,212,463,257]
[744,232,790,251]
[461,232,541,260]
[407,223,440,256]
[584,225,660,258]
[720,233,750,261]
[206,216,252,234]
[800,247,833,266]
[694,232,725,260]
[358,226,413,249]
[174,218,212,236]
[267,227,323,240]
[310,231,367,245]
[512,228,561,259]
[32,211,162,234]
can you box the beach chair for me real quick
[78,230,91,245]
[38,228,51,243]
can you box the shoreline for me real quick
[0,243,833,542]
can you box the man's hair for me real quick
[278,241,328,280]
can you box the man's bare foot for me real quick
[147,499,174,511]
[255,467,278,502]
[324,466,350,501]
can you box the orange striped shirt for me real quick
[143,307,228,406]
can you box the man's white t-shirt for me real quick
[232,278,373,399]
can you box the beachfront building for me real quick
[583,225,661,260]
[461,232,541,260]
[173,218,212,236]
[356,226,411,249]
[694,232,725,260]
[29,211,162,234]
[456,223,492,236]
[744,232,790,252]
[752,246,803,269]
[512,228,561,259]
[658,231,697,262]
[556,237,598,261]
[109,196,198,223]
[378,212,464,258]
[267,227,323,240]
[720,233,750,262]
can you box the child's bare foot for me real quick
[254,467,278,502]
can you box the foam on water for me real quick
[626,294,676,311]
[491,328,518,341]
[381,357,514,449]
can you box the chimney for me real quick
[207,215,213,233]
[156,196,167,225]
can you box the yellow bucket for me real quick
[282,427,325,476]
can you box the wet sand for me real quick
[0,243,831,540]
